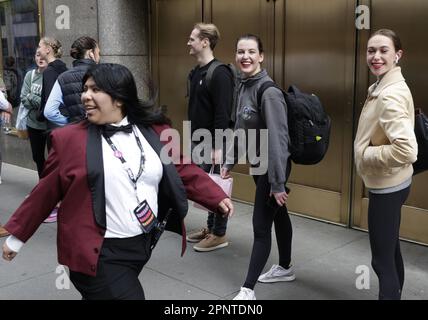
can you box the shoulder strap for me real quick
[186,66,198,98]
[205,60,225,91]
[256,81,277,108]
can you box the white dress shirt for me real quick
[103,117,163,238]
[6,117,163,251]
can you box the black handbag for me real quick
[413,108,428,175]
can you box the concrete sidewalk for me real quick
[0,163,427,300]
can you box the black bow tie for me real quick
[102,123,133,138]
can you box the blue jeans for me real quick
[191,141,228,237]
[200,162,228,236]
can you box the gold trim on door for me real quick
[150,0,428,245]
[282,0,357,225]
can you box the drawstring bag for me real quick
[15,70,35,139]
[16,102,29,139]
[193,165,233,211]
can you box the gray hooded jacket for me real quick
[225,69,290,193]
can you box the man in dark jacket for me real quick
[186,23,234,252]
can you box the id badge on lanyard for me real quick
[103,127,157,233]
[133,200,158,233]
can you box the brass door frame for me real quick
[150,1,428,233]
[351,0,370,229]
[149,0,203,104]
[202,0,358,227]
[340,0,359,226]
[281,0,357,226]
[203,0,275,76]
[38,0,44,35]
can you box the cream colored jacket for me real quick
[354,67,417,189]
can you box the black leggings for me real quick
[27,126,47,178]
[368,186,410,300]
[243,173,293,290]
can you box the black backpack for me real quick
[257,82,331,165]
[413,108,428,175]
[187,61,240,127]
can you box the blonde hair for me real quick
[40,37,63,58]
[193,23,220,50]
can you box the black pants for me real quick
[69,234,152,300]
[368,186,410,300]
[27,126,47,178]
[191,141,228,236]
[243,173,293,290]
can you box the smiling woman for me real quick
[235,35,264,79]
[82,77,124,125]
[223,34,293,300]
[366,29,403,78]
[354,29,417,300]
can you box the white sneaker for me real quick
[258,264,296,283]
[233,287,256,300]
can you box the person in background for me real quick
[3,56,19,108]
[20,50,48,178]
[2,63,234,300]
[37,37,67,132]
[0,89,12,237]
[36,36,67,223]
[0,89,12,186]
[354,29,417,300]
[186,23,234,252]
[222,34,294,300]
[44,36,100,126]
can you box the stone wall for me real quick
[2,0,150,170]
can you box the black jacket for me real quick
[38,59,67,122]
[58,59,96,122]
[188,59,233,144]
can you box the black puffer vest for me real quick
[58,59,96,122]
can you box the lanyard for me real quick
[102,127,146,202]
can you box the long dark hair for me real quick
[82,63,170,126]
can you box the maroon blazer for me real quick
[5,121,227,276]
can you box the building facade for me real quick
[1,0,428,245]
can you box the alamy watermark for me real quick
[55,5,70,30]
[355,5,370,30]
[55,265,70,290]
[56,5,369,33]
[159,121,269,175]
[355,265,370,290]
